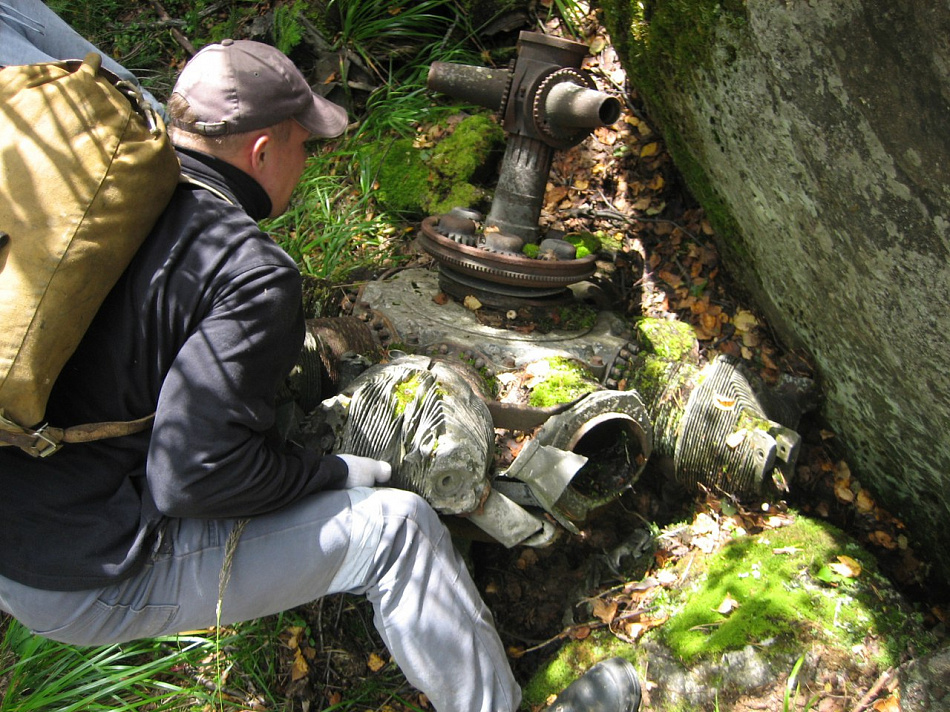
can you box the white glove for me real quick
[338,454,393,489]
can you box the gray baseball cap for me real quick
[171,39,347,138]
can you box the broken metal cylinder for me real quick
[636,352,801,496]
[320,355,495,515]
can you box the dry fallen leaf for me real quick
[367,652,387,672]
[716,593,740,615]
[291,649,309,681]
[463,295,482,311]
[869,530,898,550]
[732,309,759,332]
[829,555,862,578]
[570,625,591,640]
[872,692,900,712]
[834,479,855,504]
[592,597,619,624]
[855,488,875,513]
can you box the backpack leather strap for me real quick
[0,412,155,457]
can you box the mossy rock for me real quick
[375,112,505,217]
[523,513,936,708]
[375,138,432,215]
[598,0,748,254]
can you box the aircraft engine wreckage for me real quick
[298,314,811,549]
[293,33,815,548]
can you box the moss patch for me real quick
[375,138,432,215]
[657,514,936,666]
[522,513,936,707]
[526,357,600,408]
[521,632,633,707]
[392,372,426,416]
[636,317,698,362]
[375,112,505,217]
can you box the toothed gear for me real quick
[532,67,596,148]
[497,59,517,120]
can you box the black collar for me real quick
[175,147,273,221]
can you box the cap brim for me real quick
[297,94,348,138]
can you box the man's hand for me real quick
[338,454,393,489]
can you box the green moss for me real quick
[636,317,698,361]
[563,231,602,259]
[593,229,624,254]
[430,113,504,182]
[392,373,426,416]
[375,112,504,217]
[521,631,634,707]
[598,0,749,254]
[630,353,675,403]
[376,138,432,214]
[657,515,937,665]
[428,183,484,217]
[527,357,599,408]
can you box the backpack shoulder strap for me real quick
[179,173,236,205]
[0,412,155,458]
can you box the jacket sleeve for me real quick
[146,255,347,518]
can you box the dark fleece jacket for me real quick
[0,149,346,591]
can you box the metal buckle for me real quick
[30,425,62,458]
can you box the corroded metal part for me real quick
[496,438,590,534]
[673,355,801,495]
[465,489,558,548]
[320,355,494,515]
[532,389,654,523]
[419,216,596,288]
[434,207,480,246]
[426,31,622,251]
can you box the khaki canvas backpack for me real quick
[0,53,180,456]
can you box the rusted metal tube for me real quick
[426,62,510,112]
[544,81,622,129]
[486,134,553,243]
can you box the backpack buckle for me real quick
[28,425,63,457]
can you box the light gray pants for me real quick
[0,487,521,712]
[0,0,163,112]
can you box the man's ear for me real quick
[248,132,271,174]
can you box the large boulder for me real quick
[599,1,950,581]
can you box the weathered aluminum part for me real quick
[674,354,802,496]
[464,489,559,548]
[498,438,589,534]
[534,389,653,523]
[419,216,597,289]
[321,355,494,515]
[355,268,636,382]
